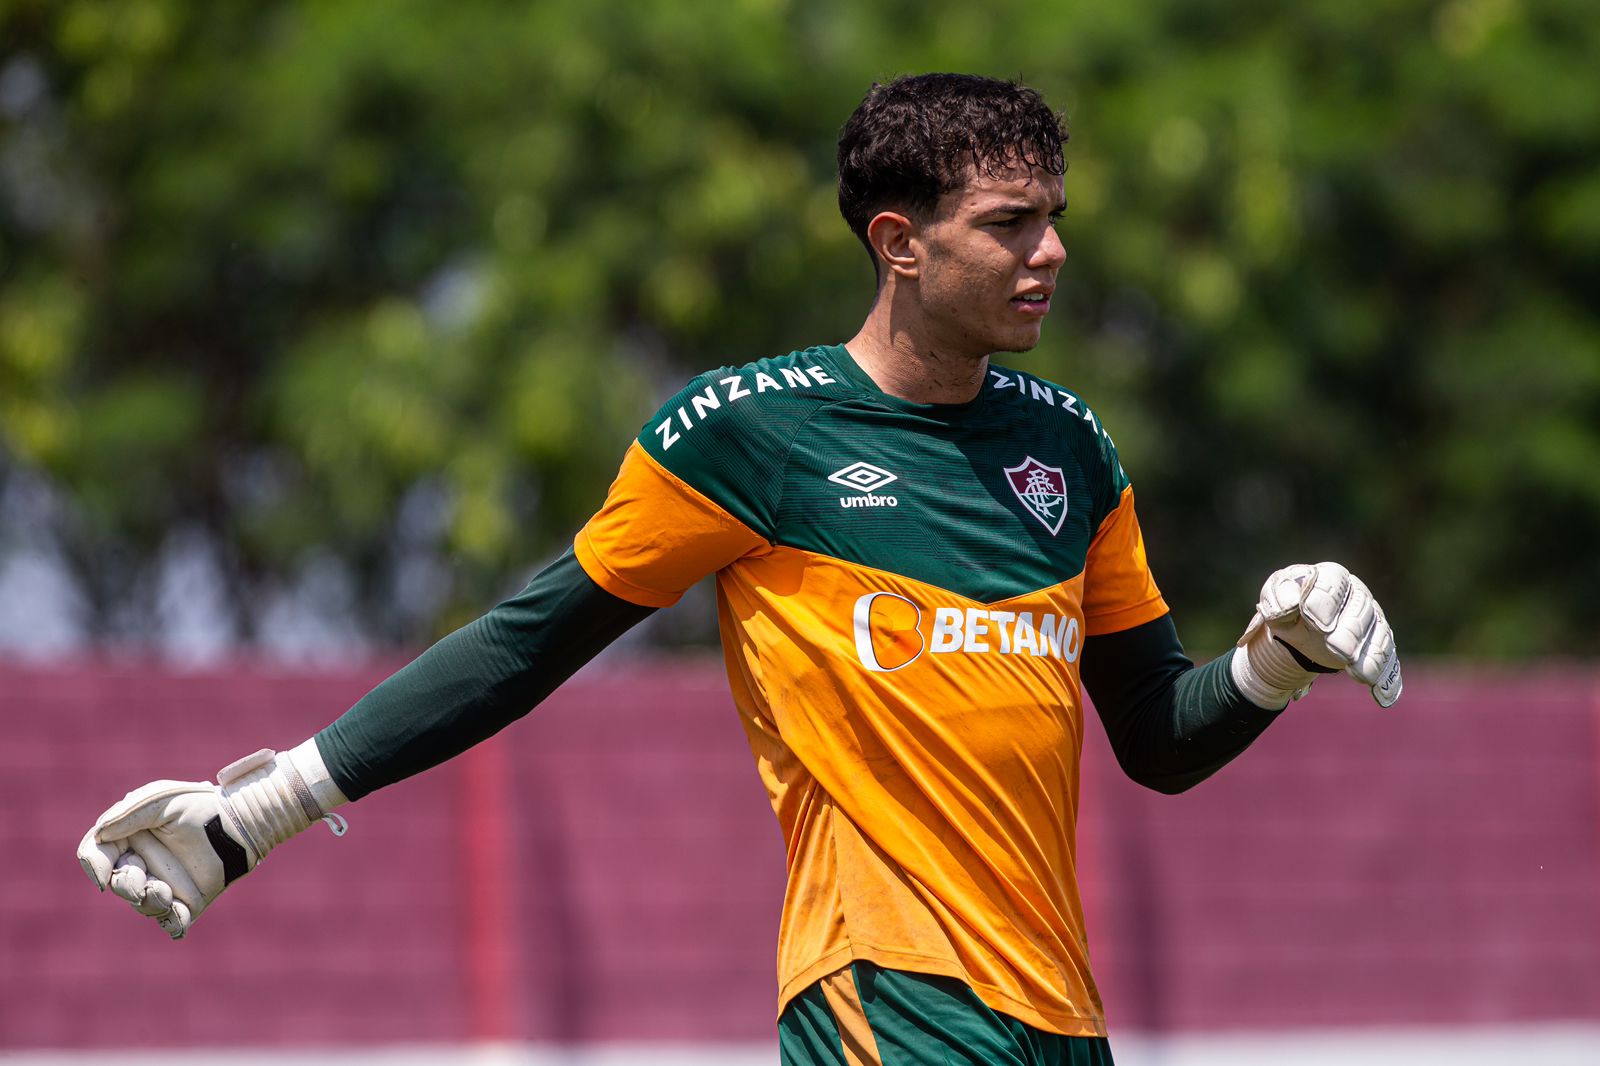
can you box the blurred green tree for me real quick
[0,0,1595,656]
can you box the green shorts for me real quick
[778,961,1114,1066]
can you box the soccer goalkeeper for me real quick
[79,74,1399,1066]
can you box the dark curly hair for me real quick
[837,73,1067,271]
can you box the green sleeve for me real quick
[1080,614,1282,794]
[314,546,654,801]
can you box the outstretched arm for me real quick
[318,546,654,800]
[77,546,654,937]
[79,367,786,940]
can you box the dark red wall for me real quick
[3,658,1597,1049]
[1079,667,1600,1032]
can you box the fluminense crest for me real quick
[1004,457,1068,535]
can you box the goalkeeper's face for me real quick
[912,163,1066,359]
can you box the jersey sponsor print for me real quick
[854,590,1082,673]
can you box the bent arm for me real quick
[315,546,655,801]
[1081,614,1281,795]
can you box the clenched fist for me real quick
[77,746,346,939]
[1232,561,1402,709]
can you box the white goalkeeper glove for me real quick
[1231,561,1403,710]
[76,740,348,940]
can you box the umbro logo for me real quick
[828,462,899,508]
[829,462,898,493]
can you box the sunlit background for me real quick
[3,0,1597,1062]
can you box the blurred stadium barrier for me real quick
[3,659,1597,1059]
[6,1030,1600,1064]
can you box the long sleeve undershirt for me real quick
[316,547,1280,802]
[1080,615,1283,794]
[315,547,653,801]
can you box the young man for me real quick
[79,75,1400,1065]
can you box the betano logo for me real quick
[852,591,1082,673]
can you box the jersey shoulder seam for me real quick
[770,395,866,527]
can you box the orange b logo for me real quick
[852,592,925,672]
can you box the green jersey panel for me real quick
[638,344,1133,603]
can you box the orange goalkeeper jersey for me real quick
[574,344,1168,1036]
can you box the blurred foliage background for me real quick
[1,0,1596,659]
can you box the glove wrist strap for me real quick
[286,737,350,813]
[216,749,347,865]
[1232,635,1317,710]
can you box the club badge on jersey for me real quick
[1005,457,1068,535]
